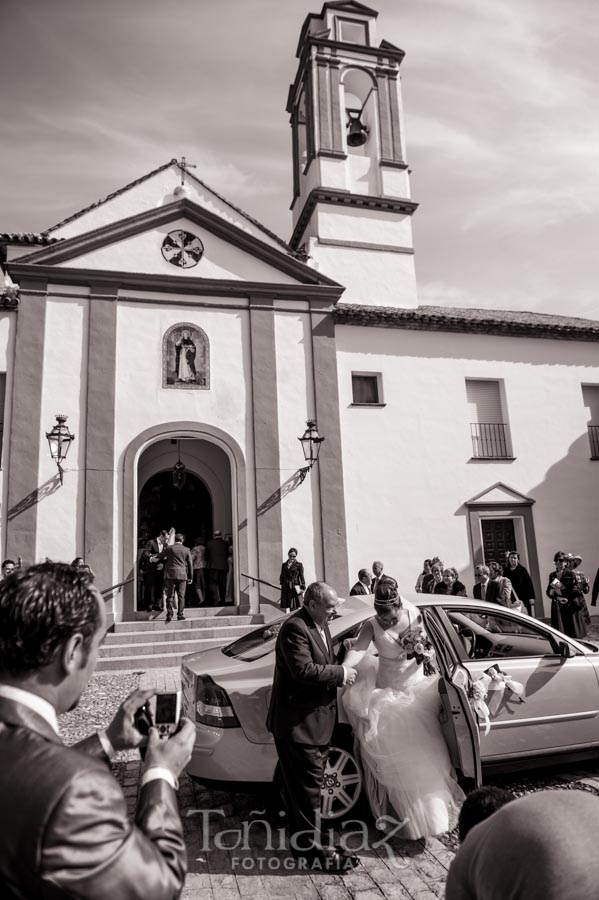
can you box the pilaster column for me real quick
[84,288,118,603]
[6,278,47,564]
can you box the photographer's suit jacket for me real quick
[0,697,186,900]
[162,542,193,582]
[266,606,344,745]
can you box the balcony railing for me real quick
[470,422,510,459]
[589,425,599,459]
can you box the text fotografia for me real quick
[187,808,410,869]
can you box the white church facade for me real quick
[1,1,597,626]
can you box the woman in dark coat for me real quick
[279,547,306,612]
[434,567,467,597]
[548,552,589,640]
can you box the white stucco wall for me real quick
[113,299,255,592]
[336,325,599,616]
[36,296,87,562]
[274,310,323,585]
[308,241,418,307]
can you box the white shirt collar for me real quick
[0,684,59,734]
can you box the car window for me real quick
[221,620,283,661]
[445,608,558,659]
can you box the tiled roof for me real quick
[0,233,60,245]
[46,159,292,253]
[334,303,599,341]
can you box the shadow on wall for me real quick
[456,433,597,611]
[7,474,61,522]
[238,468,307,532]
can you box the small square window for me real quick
[352,373,381,405]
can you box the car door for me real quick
[439,605,599,761]
[421,608,481,786]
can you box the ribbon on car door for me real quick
[468,665,525,735]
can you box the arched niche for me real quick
[162,322,210,390]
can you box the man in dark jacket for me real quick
[266,582,358,871]
[350,568,372,596]
[505,551,536,614]
[0,562,195,900]
[206,529,229,604]
[162,533,193,622]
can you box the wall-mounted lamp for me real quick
[46,414,75,485]
[298,419,325,482]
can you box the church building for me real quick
[1,1,597,631]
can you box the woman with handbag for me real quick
[279,547,305,613]
[547,552,589,639]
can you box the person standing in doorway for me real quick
[191,537,207,606]
[145,529,169,611]
[206,530,228,605]
[162,534,193,623]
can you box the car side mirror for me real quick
[558,641,572,659]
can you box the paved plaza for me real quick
[57,662,599,900]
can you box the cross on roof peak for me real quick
[176,156,197,186]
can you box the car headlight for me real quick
[195,674,240,728]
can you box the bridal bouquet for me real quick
[402,629,437,676]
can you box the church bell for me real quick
[346,109,369,147]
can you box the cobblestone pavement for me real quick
[59,660,599,900]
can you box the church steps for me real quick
[113,613,264,632]
[96,610,268,671]
[104,623,261,645]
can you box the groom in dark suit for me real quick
[267,582,358,870]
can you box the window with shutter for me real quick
[465,379,510,458]
[582,384,599,459]
[351,373,383,405]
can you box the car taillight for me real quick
[195,675,240,728]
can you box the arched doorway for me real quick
[138,471,213,546]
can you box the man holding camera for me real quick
[0,562,195,900]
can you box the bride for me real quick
[342,577,464,839]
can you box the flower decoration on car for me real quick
[468,665,525,735]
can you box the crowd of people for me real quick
[1,555,598,896]
[138,527,235,616]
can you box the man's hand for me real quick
[105,688,156,752]
[344,666,358,686]
[143,718,196,779]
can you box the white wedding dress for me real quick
[342,604,464,839]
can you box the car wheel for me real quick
[320,731,364,823]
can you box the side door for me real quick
[440,605,599,761]
[421,608,482,786]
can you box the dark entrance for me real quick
[138,471,213,547]
[481,518,516,564]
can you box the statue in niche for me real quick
[163,322,209,389]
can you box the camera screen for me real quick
[155,694,178,724]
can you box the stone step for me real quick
[97,651,197,671]
[104,623,262,645]
[99,636,236,659]
[114,613,263,632]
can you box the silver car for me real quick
[182,592,599,820]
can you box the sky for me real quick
[1,0,598,319]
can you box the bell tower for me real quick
[288,2,418,307]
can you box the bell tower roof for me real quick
[295,2,383,57]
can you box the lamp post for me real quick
[172,440,187,490]
[46,415,75,485]
[298,419,324,482]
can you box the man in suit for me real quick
[266,582,359,871]
[371,560,384,594]
[0,561,195,899]
[206,529,229,604]
[473,564,492,601]
[350,568,372,596]
[162,533,193,622]
[144,528,170,610]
